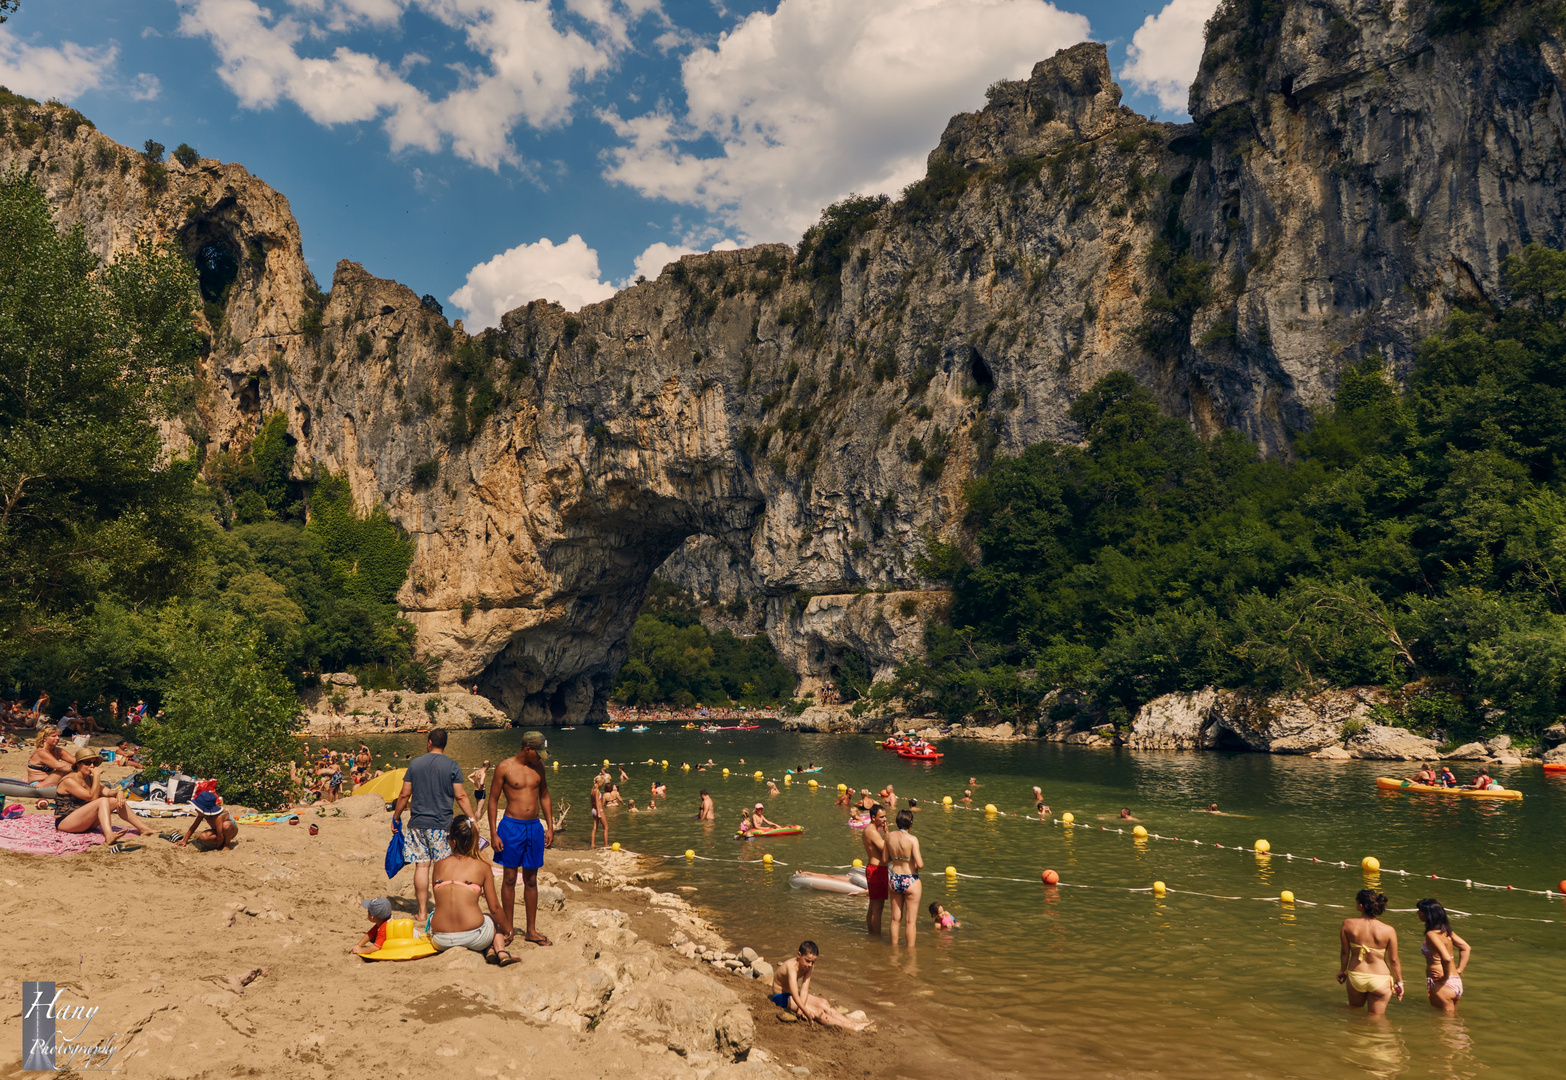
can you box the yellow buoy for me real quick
[1061,812,1074,825]
[807,779,818,788]
[1132,825,1148,838]
[1362,856,1380,874]
[684,849,695,859]
[1255,839,1271,853]
[942,795,953,806]
[611,842,621,852]
[1152,880,1167,897]
[753,770,764,779]
[762,853,773,865]
[984,803,998,814]
[838,783,848,792]
[944,865,957,878]
[551,760,559,770]
[784,775,793,785]
[852,858,864,868]
[722,768,730,777]
[1280,890,1295,905]
[661,760,669,768]
[603,759,610,767]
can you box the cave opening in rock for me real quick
[194,239,239,304]
[1210,726,1251,751]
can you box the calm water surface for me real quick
[335,725,1565,1079]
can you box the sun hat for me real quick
[755,802,765,809]
[70,747,103,767]
[192,790,221,814]
[361,897,393,921]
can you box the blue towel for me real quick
[385,824,406,879]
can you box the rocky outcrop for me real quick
[6,1,1563,722]
[298,687,507,734]
[1128,687,1385,753]
[1344,723,1440,761]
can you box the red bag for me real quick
[193,779,217,796]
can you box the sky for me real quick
[0,0,1220,328]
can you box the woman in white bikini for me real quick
[428,816,517,964]
[884,809,923,947]
[1416,898,1470,1013]
[1338,889,1404,1017]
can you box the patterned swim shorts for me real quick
[403,826,451,863]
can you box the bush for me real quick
[412,459,439,489]
[141,139,165,163]
[172,143,199,167]
[140,615,299,809]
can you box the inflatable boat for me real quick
[1376,776,1523,800]
[737,825,804,839]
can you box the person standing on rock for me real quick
[392,728,477,929]
[862,804,889,936]
[489,731,554,946]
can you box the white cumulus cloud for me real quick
[176,0,655,169]
[0,27,118,101]
[601,0,1092,243]
[449,234,618,326]
[1121,0,1219,115]
[631,236,737,281]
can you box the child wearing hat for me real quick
[176,790,239,850]
[353,898,394,955]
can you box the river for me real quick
[334,723,1564,1079]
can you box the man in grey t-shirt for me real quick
[391,728,477,927]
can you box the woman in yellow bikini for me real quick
[1337,889,1404,1016]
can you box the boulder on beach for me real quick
[1442,742,1489,761]
[1127,687,1382,754]
[1345,724,1440,760]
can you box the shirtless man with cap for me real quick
[488,731,554,946]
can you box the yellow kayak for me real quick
[1376,776,1523,801]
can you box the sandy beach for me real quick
[0,753,882,1080]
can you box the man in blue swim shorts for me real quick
[487,731,554,946]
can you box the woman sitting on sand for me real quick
[54,748,155,838]
[1337,888,1403,1017]
[25,726,74,785]
[428,816,517,964]
[1416,898,1470,1013]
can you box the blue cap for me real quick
[192,790,220,814]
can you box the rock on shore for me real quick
[1127,688,1386,754]
[299,684,509,734]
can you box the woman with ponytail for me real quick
[1415,899,1470,1012]
[428,814,517,964]
[1338,889,1403,1015]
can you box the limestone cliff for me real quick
[3,1,1563,724]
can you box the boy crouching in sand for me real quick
[176,791,239,849]
[769,941,873,1032]
[352,897,393,955]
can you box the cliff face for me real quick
[4,1,1563,724]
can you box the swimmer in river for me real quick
[960,789,973,804]
[1118,808,1138,821]
[968,776,980,790]
[1415,898,1470,1014]
[929,901,959,929]
[768,780,780,796]
[834,788,851,807]
[1205,803,1219,813]
[1338,888,1403,1018]
[696,789,715,820]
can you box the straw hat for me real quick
[70,747,104,767]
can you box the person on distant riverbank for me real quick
[862,804,889,935]
[696,789,714,820]
[1338,889,1403,1018]
[769,942,873,1032]
[392,728,477,928]
[488,731,554,947]
[1415,898,1470,1013]
[588,779,607,848]
[885,808,923,946]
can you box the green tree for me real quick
[140,613,299,808]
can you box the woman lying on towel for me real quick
[54,749,155,838]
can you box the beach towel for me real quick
[125,800,198,817]
[235,813,299,826]
[0,814,125,855]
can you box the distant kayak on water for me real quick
[1376,776,1523,801]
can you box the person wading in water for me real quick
[861,804,889,936]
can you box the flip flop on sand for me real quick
[490,948,520,966]
[522,934,552,947]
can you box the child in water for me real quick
[929,902,960,929]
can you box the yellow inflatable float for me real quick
[359,919,436,962]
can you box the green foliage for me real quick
[0,174,203,661]
[893,246,1566,737]
[611,579,794,707]
[899,154,978,223]
[445,335,501,446]
[796,194,888,289]
[172,143,199,167]
[305,472,415,608]
[140,613,299,809]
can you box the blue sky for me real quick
[0,0,1218,326]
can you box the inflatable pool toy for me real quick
[352,769,407,801]
[359,919,437,962]
[846,816,869,829]
[789,869,868,894]
[1544,763,1566,773]
[631,725,649,732]
[737,826,804,839]
[601,724,624,732]
[784,767,823,775]
[0,779,55,799]
[1376,776,1523,800]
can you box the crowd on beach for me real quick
[604,705,778,723]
